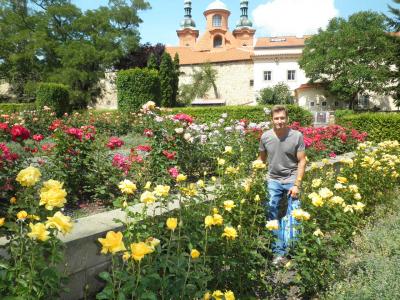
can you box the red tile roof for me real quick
[255,35,311,48]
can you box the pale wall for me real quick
[180,61,256,105]
[95,72,118,110]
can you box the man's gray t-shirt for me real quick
[259,129,305,183]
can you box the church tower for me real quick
[233,0,255,47]
[177,0,199,47]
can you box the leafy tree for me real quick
[299,11,397,109]
[179,63,219,104]
[387,0,400,108]
[147,53,159,70]
[159,52,175,107]
[172,53,180,105]
[257,82,294,105]
[0,0,150,107]
[115,42,165,70]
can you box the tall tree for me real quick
[159,52,174,107]
[115,42,165,70]
[387,0,400,108]
[0,0,150,107]
[147,53,158,70]
[299,11,397,109]
[172,53,180,106]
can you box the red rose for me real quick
[10,125,30,142]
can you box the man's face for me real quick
[272,111,288,130]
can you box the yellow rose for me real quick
[16,166,41,187]
[180,183,197,197]
[223,146,233,154]
[217,158,226,166]
[39,180,67,210]
[144,181,152,190]
[130,242,154,261]
[146,237,160,249]
[252,159,266,170]
[223,200,236,212]
[318,187,333,199]
[334,183,345,190]
[212,207,219,214]
[122,251,131,261]
[313,228,324,237]
[266,220,279,230]
[212,290,224,300]
[211,176,217,182]
[311,195,324,207]
[225,166,239,175]
[242,178,252,193]
[330,196,344,205]
[224,290,235,300]
[166,217,178,231]
[140,191,156,204]
[17,210,28,220]
[337,176,348,184]
[0,218,5,227]
[204,215,214,228]
[221,226,238,240]
[46,211,73,235]
[10,197,17,204]
[311,178,322,188]
[291,209,311,221]
[118,179,137,194]
[203,291,211,300]
[353,202,365,211]
[353,193,362,200]
[98,231,126,254]
[176,174,187,182]
[254,194,261,202]
[212,214,224,226]
[344,205,354,213]
[197,179,205,188]
[27,223,50,242]
[190,249,200,259]
[154,185,170,197]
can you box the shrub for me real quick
[0,103,36,113]
[117,68,161,113]
[336,112,400,142]
[257,82,294,105]
[162,105,313,126]
[35,83,70,116]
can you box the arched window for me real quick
[212,14,222,27]
[213,35,223,48]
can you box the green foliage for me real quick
[163,105,313,126]
[0,0,150,107]
[117,68,161,112]
[159,52,175,107]
[336,112,400,142]
[179,63,218,105]
[299,11,398,108]
[323,196,400,300]
[173,53,180,107]
[35,83,70,117]
[0,103,35,113]
[257,82,294,105]
[147,53,159,70]
[387,0,400,31]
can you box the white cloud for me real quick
[252,0,339,37]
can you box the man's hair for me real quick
[271,105,288,117]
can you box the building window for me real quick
[287,70,296,81]
[334,101,339,107]
[310,101,315,107]
[213,35,223,48]
[264,71,272,81]
[358,94,369,108]
[250,80,254,86]
[212,14,222,27]
[322,101,327,107]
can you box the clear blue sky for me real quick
[72,0,395,46]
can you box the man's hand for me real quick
[288,185,300,199]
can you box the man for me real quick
[258,105,306,265]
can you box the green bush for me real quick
[36,83,70,116]
[162,105,313,126]
[117,68,161,112]
[336,112,400,142]
[0,103,36,113]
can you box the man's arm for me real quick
[288,151,306,198]
[258,150,267,163]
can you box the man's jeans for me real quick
[266,179,300,256]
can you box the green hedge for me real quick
[36,83,70,116]
[162,105,313,126]
[0,103,36,113]
[336,112,400,142]
[117,68,161,113]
